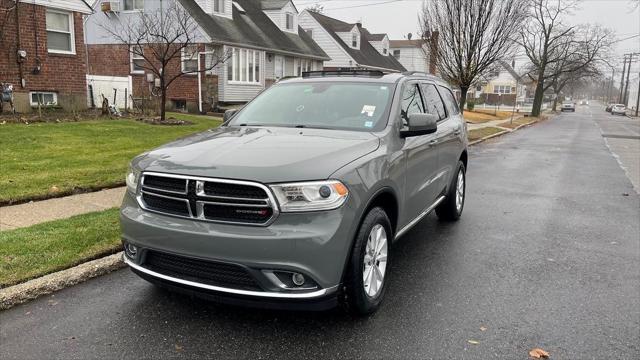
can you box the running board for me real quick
[394,196,445,239]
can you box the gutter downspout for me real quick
[15,0,25,88]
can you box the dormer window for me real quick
[286,13,294,30]
[213,0,224,13]
[352,34,358,48]
[383,48,388,55]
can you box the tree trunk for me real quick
[531,71,545,117]
[459,86,469,114]
[552,92,559,112]
[160,78,167,121]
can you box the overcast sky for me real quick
[293,0,640,74]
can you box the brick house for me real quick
[0,0,92,113]
[298,11,405,73]
[84,0,329,112]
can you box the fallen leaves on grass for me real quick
[175,344,183,352]
[529,348,550,358]
[479,326,487,331]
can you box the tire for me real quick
[342,207,392,316]
[436,161,466,221]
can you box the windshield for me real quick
[228,82,395,132]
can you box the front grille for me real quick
[141,192,190,216]
[143,250,263,291]
[203,182,268,199]
[203,204,273,224]
[143,175,187,193]
[137,173,277,225]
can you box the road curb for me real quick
[469,118,543,146]
[0,252,125,310]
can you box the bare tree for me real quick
[420,0,528,113]
[544,25,613,111]
[518,0,609,116]
[101,1,228,120]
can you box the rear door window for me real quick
[439,86,460,115]
[421,83,447,120]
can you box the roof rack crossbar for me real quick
[301,70,386,78]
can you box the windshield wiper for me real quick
[294,125,333,130]
[237,124,264,127]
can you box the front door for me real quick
[274,55,284,80]
[400,82,442,226]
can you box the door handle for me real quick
[453,128,462,135]
[428,139,438,147]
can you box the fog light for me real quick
[124,243,137,258]
[292,273,305,286]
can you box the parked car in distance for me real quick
[606,103,614,112]
[120,70,469,315]
[611,104,627,116]
[561,101,576,112]
[580,99,589,105]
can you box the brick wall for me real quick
[87,43,219,113]
[0,1,87,112]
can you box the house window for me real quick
[46,10,74,54]
[393,49,400,59]
[383,48,388,55]
[352,34,358,48]
[286,13,294,30]
[213,0,224,13]
[181,45,199,73]
[123,0,144,11]
[30,92,58,106]
[493,85,512,94]
[227,47,260,84]
[295,59,313,76]
[130,45,145,74]
[305,29,313,39]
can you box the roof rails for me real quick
[402,71,432,77]
[302,70,386,78]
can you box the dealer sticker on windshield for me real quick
[361,105,376,117]
[364,121,374,128]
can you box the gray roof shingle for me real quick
[177,0,329,60]
[307,12,405,72]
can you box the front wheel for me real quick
[436,161,466,221]
[342,207,391,316]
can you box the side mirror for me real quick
[223,109,238,123]
[400,113,438,138]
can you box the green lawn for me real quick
[468,127,506,142]
[0,208,121,287]
[0,113,221,204]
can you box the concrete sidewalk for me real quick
[0,187,125,231]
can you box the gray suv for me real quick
[121,71,468,315]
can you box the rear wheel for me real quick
[436,161,466,221]
[343,207,391,315]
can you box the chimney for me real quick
[429,31,439,75]
[356,19,362,29]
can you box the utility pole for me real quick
[623,54,633,105]
[636,72,639,117]
[619,55,627,104]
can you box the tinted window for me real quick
[421,83,447,120]
[228,82,393,132]
[439,86,460,115]
[400,84,425,125]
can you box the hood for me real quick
[134,126,380,183]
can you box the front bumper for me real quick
[120,190,357,304]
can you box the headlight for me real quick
[270,180,348,212]
[125,166,141,194]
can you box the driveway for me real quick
[1,107,639,359]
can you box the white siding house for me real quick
[389,40,430,73]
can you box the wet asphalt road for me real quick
[1,107,639,359]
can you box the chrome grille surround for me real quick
[136,172,279,226]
